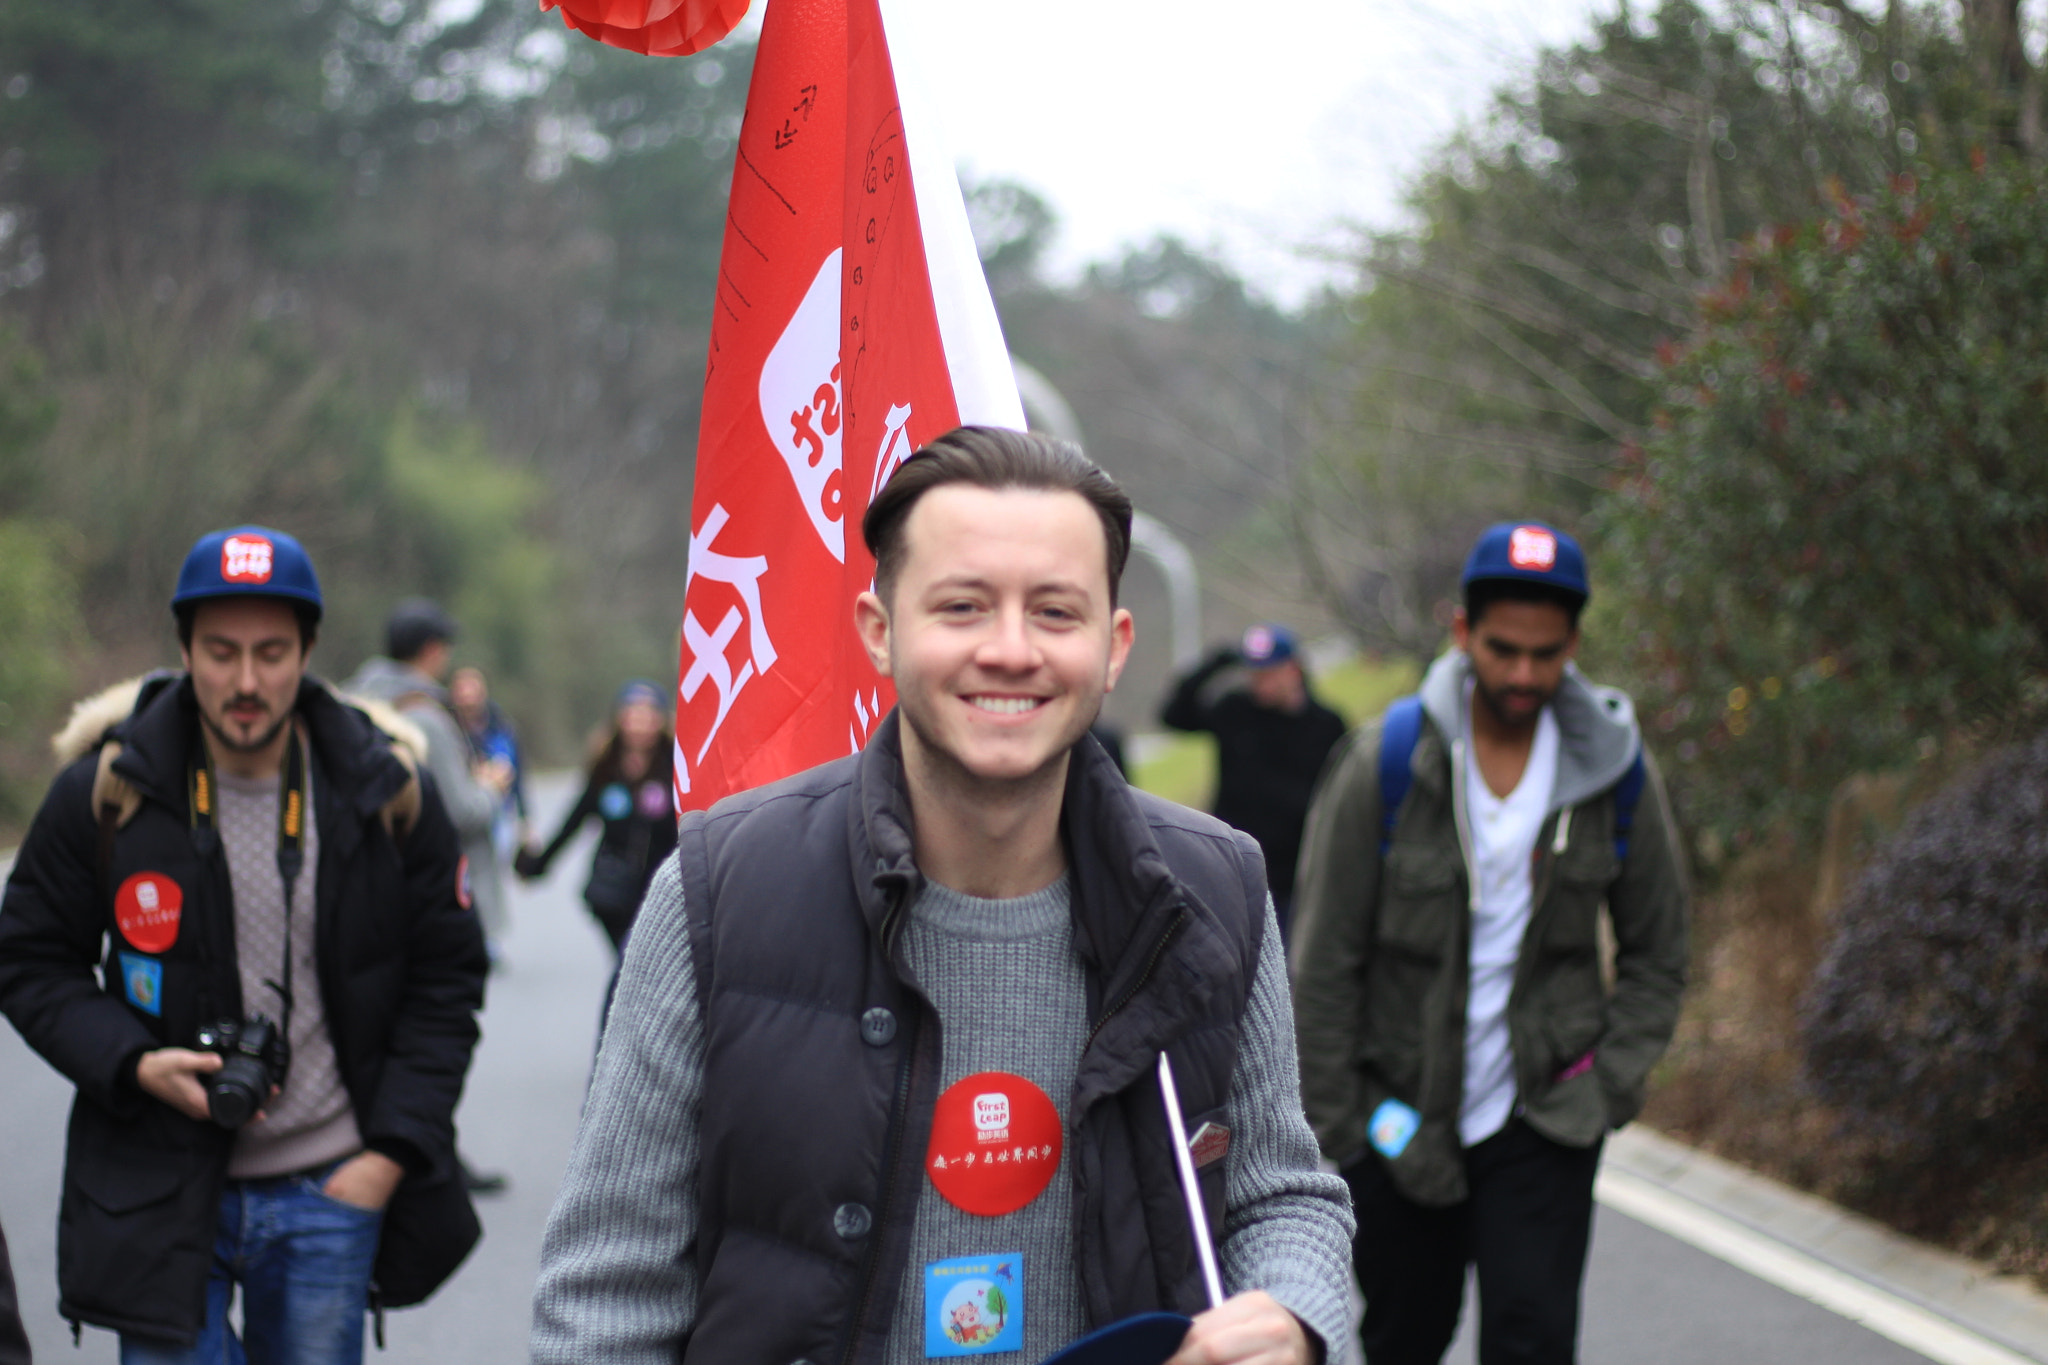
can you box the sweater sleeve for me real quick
[1219,896,1357,1360]
[530,853,703,1364]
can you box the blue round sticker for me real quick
[599,783,632,820]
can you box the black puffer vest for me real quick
[675,715,1267,1365]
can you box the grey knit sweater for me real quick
[530,855,1354,1364]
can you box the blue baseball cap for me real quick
[1461,522,1589,603]
[171,526,323,619]
[616,679,669,712]
[1240,623,1298,667]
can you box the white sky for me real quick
[869,0,1626,306]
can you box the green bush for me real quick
[1602,156,2048,850]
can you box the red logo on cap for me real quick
[926,1072,1063,1217]
[115,872,184,953]
[1508,526,1558,571]
[221,535,275,584]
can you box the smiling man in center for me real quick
[530,426,1352,1365]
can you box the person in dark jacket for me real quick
[0,1218,28,1365]
[1292,523,1689,1365]
[528,429,1351,1365]
[1159,623,1347,936]
[514,680,676,956]
[0,527,488,1363]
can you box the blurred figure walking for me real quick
[342,599,512,1196]
[450,666,527,863]
[1159,623,1346,938]
[514,681,676,958]
[1292,523,1689,1365]
[343,602,513,962]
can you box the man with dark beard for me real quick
[530,428,1352,1365]
[1290,523,1689,1365]
[0,527,487,1363]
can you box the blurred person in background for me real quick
[449,666,527,864]
[342,599,511,1196]
[1291,522,1689,1365]
[1159,623,1346,940]
[514,681,676,959]
[343,601,512,966]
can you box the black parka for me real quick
[0,674,489,1345]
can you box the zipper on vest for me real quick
[842,1015,917,1365]
[842,897,923,1365]
[1084,907,1186,1054]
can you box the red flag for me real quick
[674,0,1024,811]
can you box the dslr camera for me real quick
[193,1015,289,1129]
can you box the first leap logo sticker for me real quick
[1507,525,1558,571]
[926,1072,1063,1217]
[115,872,184,953]
[220,534,275,584]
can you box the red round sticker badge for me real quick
[926,1072,1063,1217]
[115,872,184,953]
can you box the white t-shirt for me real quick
[1459,694,1560,1146]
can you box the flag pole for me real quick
[1156,1051,1225,1309]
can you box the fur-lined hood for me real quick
[53,674,428,769]
[54,673,430,841]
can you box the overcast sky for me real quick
[869,0,1626,305]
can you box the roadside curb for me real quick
[1604,1125,2048,1363]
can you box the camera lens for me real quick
[208,1055,269,1129]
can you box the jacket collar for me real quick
[1416,651,1641,811]
[847,711,1239,1099]
[110,674,413,832]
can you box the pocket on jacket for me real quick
[1378,847,1458,959]
[1542,851,1618,952]
[73,1158,185,1215]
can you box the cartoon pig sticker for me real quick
[758,249,846,563]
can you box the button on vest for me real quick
[833,1202,872,1239]
[860,1007,896,1046]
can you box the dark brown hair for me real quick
[861,426,1134,606]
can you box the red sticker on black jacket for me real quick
[115,872,183,953]
[455,855,473,910]
[926,1072,1063,1217]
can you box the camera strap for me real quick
[189,726,307,1062]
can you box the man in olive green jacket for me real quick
[1291,522,1688,1365]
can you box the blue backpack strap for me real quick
[1611,746,1648,862]
[1377,695,1425,855]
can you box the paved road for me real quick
[1,779,1936,1364]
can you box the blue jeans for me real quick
[120,1161,383,1365]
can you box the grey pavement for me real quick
[4,774,2047,1363]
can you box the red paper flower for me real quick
[540,0,751,58]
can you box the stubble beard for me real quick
[199,700,293,757]
[1472,677,1553,734]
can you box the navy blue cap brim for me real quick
[169,585,325,617]
[1036,1312,1191,1365]
[1460,569,1588,601]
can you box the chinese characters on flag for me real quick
[674,0,1024,810]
